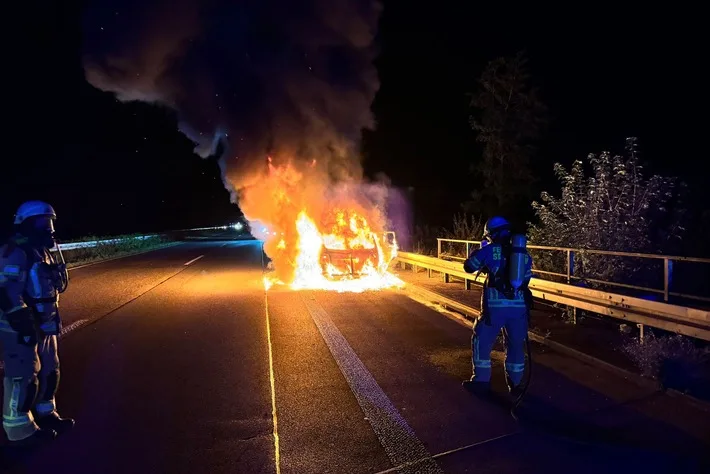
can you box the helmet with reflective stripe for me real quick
[13,201,57,225]
[483,216,510,241]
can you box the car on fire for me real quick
[320,231,397,278]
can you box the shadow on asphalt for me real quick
[511,392,709,471]
[1,442,47,472]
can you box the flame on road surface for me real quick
[241,157,404,293]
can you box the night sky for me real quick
[3,1,706,243]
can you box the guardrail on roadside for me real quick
[394,251,710,342]
[57,235,159,251]
[174,225,242,232]
[54,224,242,251]
[437,238,710,304]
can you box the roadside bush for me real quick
[528,137,686,291]
[411,224,440,256]
[444,213,485,241]
[621,331,710,397]
[410,213,484,258]
[440,213,484,259]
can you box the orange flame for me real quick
[238,158,403,292]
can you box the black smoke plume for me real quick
[82,0,382,198]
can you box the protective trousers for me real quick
[471,305,527,389]
[0,326,60,441]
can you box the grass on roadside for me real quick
[59,234,176,267]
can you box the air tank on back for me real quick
[508,234,528,291]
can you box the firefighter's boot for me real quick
[36,412,74,435]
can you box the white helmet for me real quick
[14,200,57,225]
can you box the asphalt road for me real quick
[1,240,708,473]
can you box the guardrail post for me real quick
[465,278,473,290]
[638,323,645,343]
[437,239,442,259]
[664,258,673,302]
[465,242,470,259]
[443,273,450,284]
[567,250,577,323]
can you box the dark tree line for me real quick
[465,51,548,222]
[465,51,708,261]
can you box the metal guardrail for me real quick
[57,235,159,251]
[175,225,241,232]
[54,225,240,251]
[437,238,710,304]
[394,251,710,342]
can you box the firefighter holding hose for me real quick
[0,201,75,446]
[462,216,533,399]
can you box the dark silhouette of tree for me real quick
[466,51,548,218]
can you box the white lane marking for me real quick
[265,293,282,474]
[301,293,443,474]
[183,255,205,266]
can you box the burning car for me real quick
[259,203,403,291]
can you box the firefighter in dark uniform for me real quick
[0,201,75,445]
[462,216,533,398]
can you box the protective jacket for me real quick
[1,236,63,336]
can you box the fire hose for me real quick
[507,327,532,422]
[509,287,534,420]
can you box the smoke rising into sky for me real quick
[82,0,382,198]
